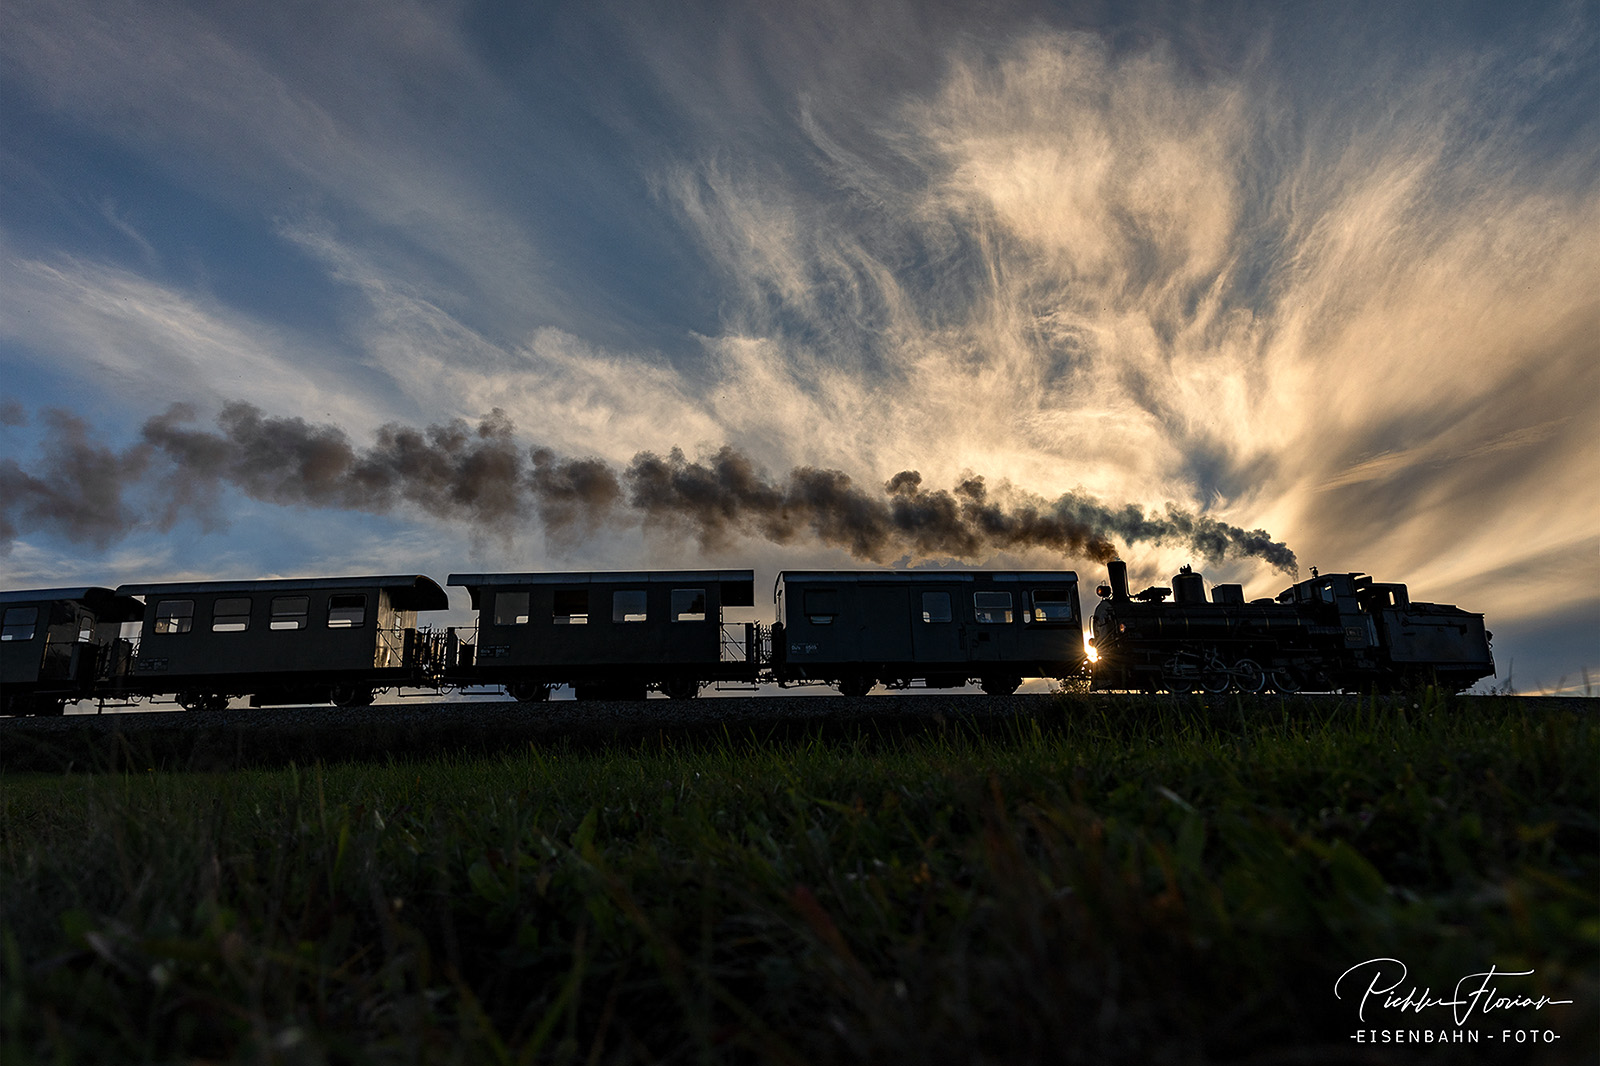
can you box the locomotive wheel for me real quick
[1200,670,1231,694]
[837,675,874,698]
[980,676,1021,696]
[1270,668,1302,694]
[663,678,699,700]
[330,684,373,708]
[178,690,206,712]
[1232,659,1267,694]
[507,681,551,703]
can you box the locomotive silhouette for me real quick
[1089,561,1494,694]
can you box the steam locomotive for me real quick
[1088,561,1495,694]
[0,562,1494,715]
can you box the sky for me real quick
[1,0,1596,694]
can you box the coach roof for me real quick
[115,575,449,611]
[449,571,756,610]
[448,570,754,586]
[0,587,146,620]
[777,570,1078,583]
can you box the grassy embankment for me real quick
[2,693,1595,1064]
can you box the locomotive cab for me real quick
[1278,572,1379,651]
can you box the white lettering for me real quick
[1338,959,1574,1027]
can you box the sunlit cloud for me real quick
[646,24,1600,619]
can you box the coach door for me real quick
[40,603,94,683]
[910,586,965,666]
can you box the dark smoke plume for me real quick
[625,450,1297,573]
[2,403,1298,574]
[0,411,151,550]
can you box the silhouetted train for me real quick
[0,562,1494,715]
[1088,561,1495,694]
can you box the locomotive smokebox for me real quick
[1108,560,1129,601]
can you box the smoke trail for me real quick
[0,411,150,550]
[2,403,1297,573]
[627,448,1297,573]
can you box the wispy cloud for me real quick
[0,242,381,424]
[0,0,549,330]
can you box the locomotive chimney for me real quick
[1108,560,1129,600]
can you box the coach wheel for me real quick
[663,678,699,700]
[980,676,1021,696]
[178,690,207,712]
[330,684,373,708]
[203,694,230,712]
[35,699,66,717]
[507,681,551,703]
[1232,659,1267,694]
[837,675,873,698]
[1270,668,1302,694]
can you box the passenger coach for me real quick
[772,570,1086,695]
[0,587,144,716]
[448,570,759,700]
[115,575,449,709]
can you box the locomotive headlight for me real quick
[1084,636,1098,663]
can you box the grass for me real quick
[1,692,1595,1064]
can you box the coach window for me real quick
[271,596,308,630]
[613,590,648,622]
[327,594,367,628]
[974,591,1013,624]
[803,589,838,625]
[77,615,96,642]
[921,591,952,623]
[212,597,251,633]
[154,600,195,634]
[1,607,38,642]
[494,592,530,626]
[1030,589,1075,624]
[672,589,707,622]
[553,590,588,625]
